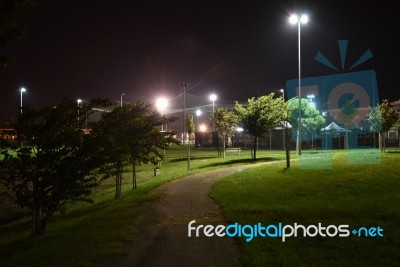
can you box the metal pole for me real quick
[181,83,188,144]
[297,21,302,155]
[20,91,23,114]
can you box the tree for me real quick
[235,94,286,160]
[186,114,194,171]
[211,107,239,158]
[287,97,325,150]
[91,106,130,199]
[367,99,399,151]
[0,99,105,235]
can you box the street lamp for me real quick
[20,87,26,114]
[280,88,285,99]
[77,99,82,127]
[181,83,188,144]
[120,93,125,107]
[209,94,217,112]
[307,94,316,108]
[289,13,308,155]
[196,109,202,130]
[156,97,169,131]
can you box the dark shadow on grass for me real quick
[167,156,216,163]
[386,150,400,153]
[198,157,277,169]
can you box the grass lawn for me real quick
[0,145,286,267]
[211,149,400,266]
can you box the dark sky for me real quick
[1,0,399,121]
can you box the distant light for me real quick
[280,89,284,93]
[209,94,217,102]
[300,14,309,24]
[196,109,202,116]
[155,97,168,112]
[77,99,82,104]
[289,14,298,24]
[236,127,244,132]
[199,124,207,132]
[20,87,26,93]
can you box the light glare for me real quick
[300,14,308,24]
[199,124,207,132]
[156,97,168,112]
[209,94,217,102]
[289,14,298,24]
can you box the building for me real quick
[0,123,17,141]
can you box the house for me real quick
[0,123,17,140]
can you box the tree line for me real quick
[0,98,175,235]
[1,94,398,236]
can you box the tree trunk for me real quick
[132,161,137,189]
[40,204,57,235]
[253,135,257,160]
[115,171,121,199]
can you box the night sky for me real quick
[1,0,399,121]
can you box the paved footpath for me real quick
[110,162,279,267]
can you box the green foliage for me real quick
[368,99,398,133]
[0,99,106,235]
[287,97,325,134]
[186,114,194,135]
[235,94,286,159]
[367,100,399,151]
[211,107,239,158]
[93,101,176,191]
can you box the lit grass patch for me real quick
[211,151,400,266]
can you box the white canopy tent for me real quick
[320,122,351,149]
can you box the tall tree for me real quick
[367,100,399,151]
[91,106,130,199]
[0,99,105,235]
[126,102,174,189]
[211,107,239,158]
[235,94,286,160]
[287,97,325,150]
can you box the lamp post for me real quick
[156,97,168,131]
[120,93,125,107]
[181,83,188,144]
[196,109,202,131]
[209,94,217,148]
[77,99,82,127]
[280,88,285,99]
[20,87,26,114]
[209,94,217,113]
[289,13,308,155]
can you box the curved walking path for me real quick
[111,161,281,267]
